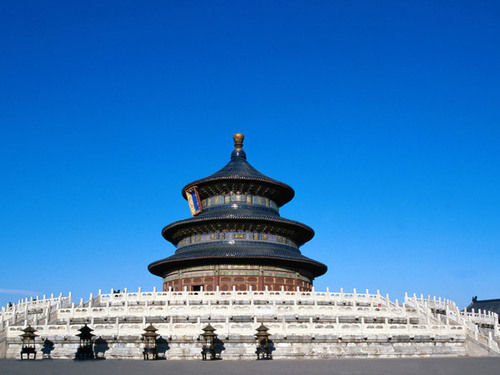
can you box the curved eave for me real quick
[148,255,327,279]
[181,176,295,207]
[162,216,315,246]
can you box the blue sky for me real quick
[1,1,499,308]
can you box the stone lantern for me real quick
[75,324,95,360]
[255,323,273,360]
[142,324,159,360]
[200,324,217,360]
[20,325,38,360]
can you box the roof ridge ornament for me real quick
[231,133,246,160]
[233,133,244,150]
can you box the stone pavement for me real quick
[1,358,500,375]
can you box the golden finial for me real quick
[233,133,244,150]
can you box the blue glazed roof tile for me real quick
[148,134,327,279]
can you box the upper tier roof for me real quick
[182,133,295,206]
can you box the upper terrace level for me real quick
[1,288,498,331]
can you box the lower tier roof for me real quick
[148,242,327,278]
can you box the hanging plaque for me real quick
[186,186,202,216]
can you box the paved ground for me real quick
[1,358,499,375]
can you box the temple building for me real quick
[148,133,327,292]
[468,297,500,323]
[1,133,499,360]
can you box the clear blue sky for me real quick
[1,1,499,308]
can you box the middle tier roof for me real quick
[162,215,315,247]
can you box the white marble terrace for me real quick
[1,287,499,359]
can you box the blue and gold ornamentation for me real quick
[201,194,278,212]
[176,231,297,249]
[186,186,202,216]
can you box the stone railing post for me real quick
[169,315,173,338]
[282,315,287,338]
[494,314,499,337]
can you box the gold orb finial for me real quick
[233,133,244,150]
